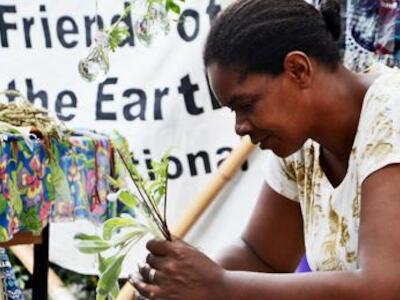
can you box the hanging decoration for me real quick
[78,0,185,82]
[78,31,111,83]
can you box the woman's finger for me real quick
[146,253,167,270]
[138,262,166,285]
[131,280,161,300]
[146,239,176,256]
[138,263,153,283]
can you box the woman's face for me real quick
[207,63,312,157]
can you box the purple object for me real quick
[296,255,311,273]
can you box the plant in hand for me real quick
[74,131,171,300]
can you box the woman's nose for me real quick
[235,117,252,136]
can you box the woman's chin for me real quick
[268,141,301,158]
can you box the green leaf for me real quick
[77,239,112,254]
[96,293,107,300]
[74,233,104,241]
[97,254,125,296]
[111,227,147,247]
[97,254,122,298]
[166,0,181,14]
[110,131,141,178]
[110,284,120,299]
[118,190,138,209]
[109,26,130,52]
[102,217,137,240]
[98,254,114,273]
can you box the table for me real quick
[0,128,125,299]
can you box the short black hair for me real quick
[204,0,341,76]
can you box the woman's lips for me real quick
[259,135,273,149]
[249,133,274,149]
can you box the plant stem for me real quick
[109,0,135,31]
[137,178,170,239]
[123,153,170,238]
[116,149,170,239]
[117,151,161,226]
[164,162,171,240]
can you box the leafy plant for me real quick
[74,131,171,300]
[107,0,185,50]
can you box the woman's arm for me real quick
[223,164,400,300]
[217,183,305,273]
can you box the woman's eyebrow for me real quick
[227,94,257,108]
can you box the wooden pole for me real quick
[32,225,49,300]
[116,136,256,300]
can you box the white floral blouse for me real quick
[264,70,400,271]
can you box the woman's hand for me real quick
[131,239,227,300]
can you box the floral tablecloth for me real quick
[0,129,121,242]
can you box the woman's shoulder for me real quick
[352,67,400,183]
[361,67,400,116]
[367,66,400,94]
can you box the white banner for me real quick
[0,0,266,275]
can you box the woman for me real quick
[131,0,400,298]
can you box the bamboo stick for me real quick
[9,245,76,300]
[116,136,256,300]
[171,136,255,237]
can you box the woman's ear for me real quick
[282,51,313,89]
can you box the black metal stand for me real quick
[32,225,49,300]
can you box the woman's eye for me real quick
[227,103,253,113]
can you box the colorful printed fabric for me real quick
[52,130,113,223]
[0,129,120,242]
[344,0,400,71]
[0,135,52,240]
[0,248,24,300]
